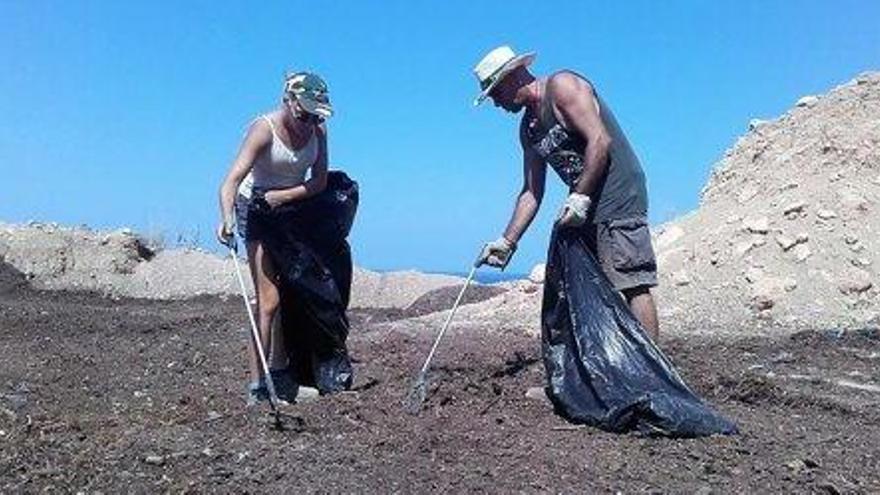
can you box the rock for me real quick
[783,201,807,216]
[654,225,685,250]
[838,268,872,295]
[745,267,764,283]
[748,118,770,131]
[672,270,691,286]
[793,244,812,262]
[795,95,819,107]
[839,189,869,211]
[528,264,546,284]
[144,455,165,466]
[816,482,841,495]
[796,233,809,243]
[775,235,797,251]
[296,386,320,403]
[738,186,759,204]
[734,241,754,258]
[750,276,793,312]
[844,234,859,245]
[524,386,549,403]
[816,209,838,220]
[751,293,774,311]
[743,216,769,234]
[785,459,807,473]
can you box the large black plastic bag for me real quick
[248,171,358,393]
[542,227,737,437]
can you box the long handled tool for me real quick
[228,239,285,431]
[405,264,478,414]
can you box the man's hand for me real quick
[556,192,591,228]
[216,219,235,247]
[476,236,517,269]
[264,190,288,209]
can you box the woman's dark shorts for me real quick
[583,215,658,292]
[234,193,250,240]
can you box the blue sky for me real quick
[1,1,878,274]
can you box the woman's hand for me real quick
[264,190,288,209]
[216,220,234,247]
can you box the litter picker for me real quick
[405,263,479,414]
[227,236,286,430]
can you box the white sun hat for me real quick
[472,45,536,106]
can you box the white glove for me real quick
[476,236,516,269]
[556,193,591,228]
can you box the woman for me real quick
[217,72,357,405]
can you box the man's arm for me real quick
[476,120,546,269]
[547,72,612,196]
[501,120,547,244]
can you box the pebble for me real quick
[796,95,819,107]
[816,209,838,220]
[743,216,769,234]
[793,244,812,262]
[782,201,807,215]
[144,455,165,466]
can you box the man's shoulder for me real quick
[547,70,593,98]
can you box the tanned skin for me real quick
[487,66,660,340]
[217,98,329,381]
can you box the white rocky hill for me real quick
[652,72,880,333]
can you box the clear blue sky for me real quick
[1,1,878,274]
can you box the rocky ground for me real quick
[652,72,880,334]
[1,261,879,493]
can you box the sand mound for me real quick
[349,268,464,309]
[654,72,880,333]
[0,222,464,306]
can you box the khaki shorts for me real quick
[583,215,658,292]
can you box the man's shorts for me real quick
[583,215,658,292]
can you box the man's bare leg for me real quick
[623,286,659,342]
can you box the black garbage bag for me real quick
[248,171,358,393]
[542,227,737,437]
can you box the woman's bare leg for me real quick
[246,241,282,383]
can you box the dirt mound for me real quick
[0,262,27,294]
[373,281,543,337]
[0,223,464,306]
[0,222,244,299]
[654,72,880,334]
[349,283,509,327]
[405,283,508,316]
[349,267,464,309]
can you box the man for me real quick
[473,45,660,340]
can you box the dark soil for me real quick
[349,283,508,327]
[1,263,879,493]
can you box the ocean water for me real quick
[443,271,526,284]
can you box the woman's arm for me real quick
[263,124,329,207]
[217,120,271,241]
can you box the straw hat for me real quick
[472,45,536,106]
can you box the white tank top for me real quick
[241,115,319,196]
